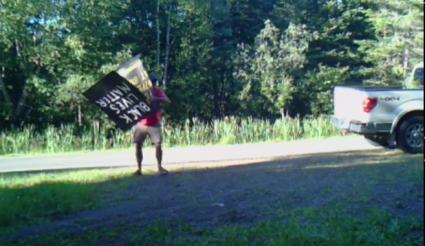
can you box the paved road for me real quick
[0,136,381,173]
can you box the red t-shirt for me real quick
[139,87,165,126]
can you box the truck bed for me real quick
[333,86,423,126]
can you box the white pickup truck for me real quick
[332,63,423,153]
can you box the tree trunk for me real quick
[280,108,286,120]
[403,48,409,72]
[13,39,27,121]
[0,66,12,106]
[78,104,82,127]
[163,7,171,89]
[156,0,161,72]
[14,87,27,120]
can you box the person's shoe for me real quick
[158,168,169,176]
[134,170,142,176]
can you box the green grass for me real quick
[0,116,344,156]
[0,169,136,232]
[11,208,423,246]
[0,152,422,245]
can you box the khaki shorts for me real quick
[133,124,162,145]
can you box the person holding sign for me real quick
[133,74,171,176]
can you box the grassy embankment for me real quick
[0,116,342,156]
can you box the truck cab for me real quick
[405,62,424,89]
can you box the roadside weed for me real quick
[0,117,342,156]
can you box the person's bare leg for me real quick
[155,143,168,175]
[135,143,143,175]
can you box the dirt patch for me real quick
[3,149,423,242]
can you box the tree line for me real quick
[0,0,423,129]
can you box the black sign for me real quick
[83,72,157,130]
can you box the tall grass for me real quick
[0,116,343,155]
[303,115,342,138]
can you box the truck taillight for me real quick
[363,97,378,112]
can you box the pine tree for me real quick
[357,0,424,86]
[235,20,312,118]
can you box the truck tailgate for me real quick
[333,86,369,122]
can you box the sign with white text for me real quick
[83,72,158,130]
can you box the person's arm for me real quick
[152,88,171,103]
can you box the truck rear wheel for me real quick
[396,116,423,154]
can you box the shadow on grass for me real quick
[0,149,423,243]
[0,169,138,232]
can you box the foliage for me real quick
[356,0,424,86]
[166,1,215,122]
[302,65,350,116]
[0,0,423,129]
[234,20,313,117]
